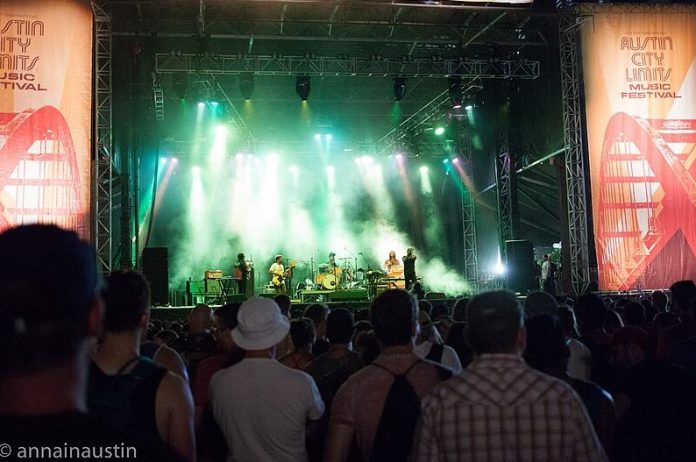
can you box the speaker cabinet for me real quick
[142,247,169,306]
[505,240,536,294]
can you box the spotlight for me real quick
[295,76,311,101]
[434,126,445,136]
[448,75,463,109]
[494,261,506,275]
[239,73,254,100]
[173,76,188,100]
[393,76,406,101]
[325,133,332,140]
[314,133,322,141]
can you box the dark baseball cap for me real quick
[0,224,101,339]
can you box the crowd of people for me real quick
[2,224,696,461]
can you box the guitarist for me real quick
[269,254,294,295]
[234,253,251,295]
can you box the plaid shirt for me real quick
[413,354,607,462]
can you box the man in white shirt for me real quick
[269,254,287,294]
[540,254,550,289]
[210,297,324,462]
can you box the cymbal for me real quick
[366,270,386,276]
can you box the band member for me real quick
[269,255,287,295]
[385,250,404,289]
[384,250,400,271]
[325,252,343,289]
[328,252,338,273]
[541,254,556,296]
[403,247,417,290]
[234,253,251,295]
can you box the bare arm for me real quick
[324,421,354,462]
[155,345,189,382]
[156,371,197,462]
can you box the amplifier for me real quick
[205,270,224,279]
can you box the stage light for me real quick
[395,153,404,161]
[314,133,321,141]
[494,261,506,275]
[464,104,473,110]
[393,77,407,101]
[452,157,460,164]
[442,158,449,164]
[434,126,445,136]
[325,133,332,140]
[197,101,205,108]
[448,76,463,109]
[172,157,179,164]
[239,73,254,100]
[296,76,311,101]
[420,166,429,173]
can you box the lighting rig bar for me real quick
[155,53,540,79]
[375,80,481,156]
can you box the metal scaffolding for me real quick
[152,73,165,121]
[155,53,540,79]
[495,120,517,254]
[92,1,114,273]
[460,145,479,292]
[559,3,590,295]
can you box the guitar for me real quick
[234,261,253,280]
[271,260,296,287]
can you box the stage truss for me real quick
[92,1,114,273]
[559,1,590,295]
[155,53,540,79]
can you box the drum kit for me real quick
[314,258,358,290]
[294,254,407,298]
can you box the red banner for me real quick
[0,0,92,238]
[581,5,696,290]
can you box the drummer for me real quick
[327,252,341,279]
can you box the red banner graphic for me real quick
[0,0,92,238]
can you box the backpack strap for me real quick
[425,343,445,363]
[114,356,141,376]
[371,359,420,378]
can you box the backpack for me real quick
[369,360,422,462]
[88,357,167,439]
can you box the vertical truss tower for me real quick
[558,0,590,294]
[92,1,113,273]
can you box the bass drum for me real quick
[320,274,338,290]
